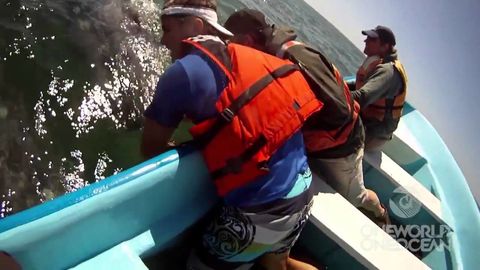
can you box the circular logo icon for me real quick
[389,187,422,218]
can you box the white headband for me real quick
[161,6,233,36]
[162,6,217,20]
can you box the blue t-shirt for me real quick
[144,49,308,207]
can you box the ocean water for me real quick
[0,0,364,218]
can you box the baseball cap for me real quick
[224,9,270,35]
[362,25,396,46]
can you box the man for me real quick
[224,10,389,226]
[142,1,320,269]
[352,25,408,151]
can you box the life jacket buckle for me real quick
[220,108,235,122]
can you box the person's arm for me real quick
[141,61,191,159]
[141,118,175,159]
[351,64,399,108]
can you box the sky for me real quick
[304,0,480,203]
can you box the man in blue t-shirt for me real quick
[142,1,318,269]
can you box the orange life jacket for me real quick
[356,58,408,124]
[185,36,323,196]
[356,55,382,90]
[276,40,361,153]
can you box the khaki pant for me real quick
[308,147,383,217]
[365,136,390,152]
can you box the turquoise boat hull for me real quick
[0,146,219,269]
[1,81,479,269]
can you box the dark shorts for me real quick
[187,169,314,270]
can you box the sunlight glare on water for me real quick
[0,0,171,217]
[0,0,365,218]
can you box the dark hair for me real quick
[224,9,270,47]
[380,41,394,54]
[250,28,268,48]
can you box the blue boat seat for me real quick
[306,176,431,270]
[71,241,148,270]
[363,130,452,229]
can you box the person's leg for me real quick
[287,257,319,270]
[360,189,386,218]
[186,205,257,270]
[189,170,319,270]
[308,147,385,218]
[187,203,316,270]
[364,135,389,152]
[258,251,318,270]
[257,203,318,270]
[351,148,386,218]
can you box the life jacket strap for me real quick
[210,135,268,180]
[276,40,304,58]
[196,64,300,147]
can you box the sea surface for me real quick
[0,0,365,217]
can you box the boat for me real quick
[1,76,479,270]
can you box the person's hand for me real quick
[167,139,176,147]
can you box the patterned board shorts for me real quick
[188,169,314,270]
